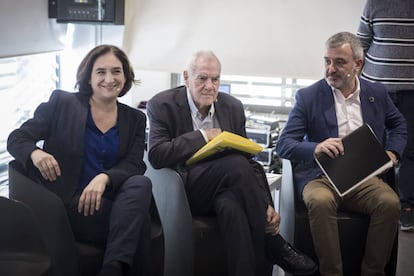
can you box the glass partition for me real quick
[0,52,59,196]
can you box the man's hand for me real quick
[315,137,344,159]
[265,205,281,235]
[204,128,222,141]
[78,173,109,216]
[30,149,61,181]
[386,151,398,166]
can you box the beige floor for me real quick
[272,230,414,276]
[396,231,414,276]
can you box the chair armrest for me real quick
[8,160,79,276]
[279,159,295,244]
[144,153,194,276]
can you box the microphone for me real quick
[346,73,352,78]
[116,88,121,92]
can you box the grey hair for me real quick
[325,32,364,60]
[185,50,221,76]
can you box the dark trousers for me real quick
[391,91,414,208]
[185,153,269,276]
[67,175,152,276]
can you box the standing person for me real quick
[7,45,152,276]
[357,0,414,232]
[146,50,317,276]
[276,32,407,276]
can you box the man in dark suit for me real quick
[146,50,317,276]
[276,32,407,276]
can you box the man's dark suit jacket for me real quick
[7,90,147,205]
[147,85,273,204]
[147,85,246,171]
[276,78,407,195]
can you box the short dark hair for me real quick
[325,32,364,61]
[75,44,136,97]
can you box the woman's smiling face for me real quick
[90,52,126,100]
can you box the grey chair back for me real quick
[8,160,87,276]
[144,152,227,276]
[8,160,164,276]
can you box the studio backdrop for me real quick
[123,0,365,79]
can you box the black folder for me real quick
[314,124,393,197]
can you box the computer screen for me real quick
[219,84,231,94]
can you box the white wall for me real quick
[121,0,367,105]
[125,70,171,107]
[4,1,367,107]
[123,0,366,80]
[0,0,66,57]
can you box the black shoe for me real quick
[400,208,414,232]
[265,235,318,275]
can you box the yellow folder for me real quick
[186,131,264,165]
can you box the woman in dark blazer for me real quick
[7,45,152,276]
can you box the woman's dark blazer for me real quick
[7,90,147,205]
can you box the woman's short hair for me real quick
[75,44,136,97]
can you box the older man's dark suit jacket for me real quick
[276,78,407,196]
[7,90,147,205]
[147,85,246,170]
[147,85,272,204]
